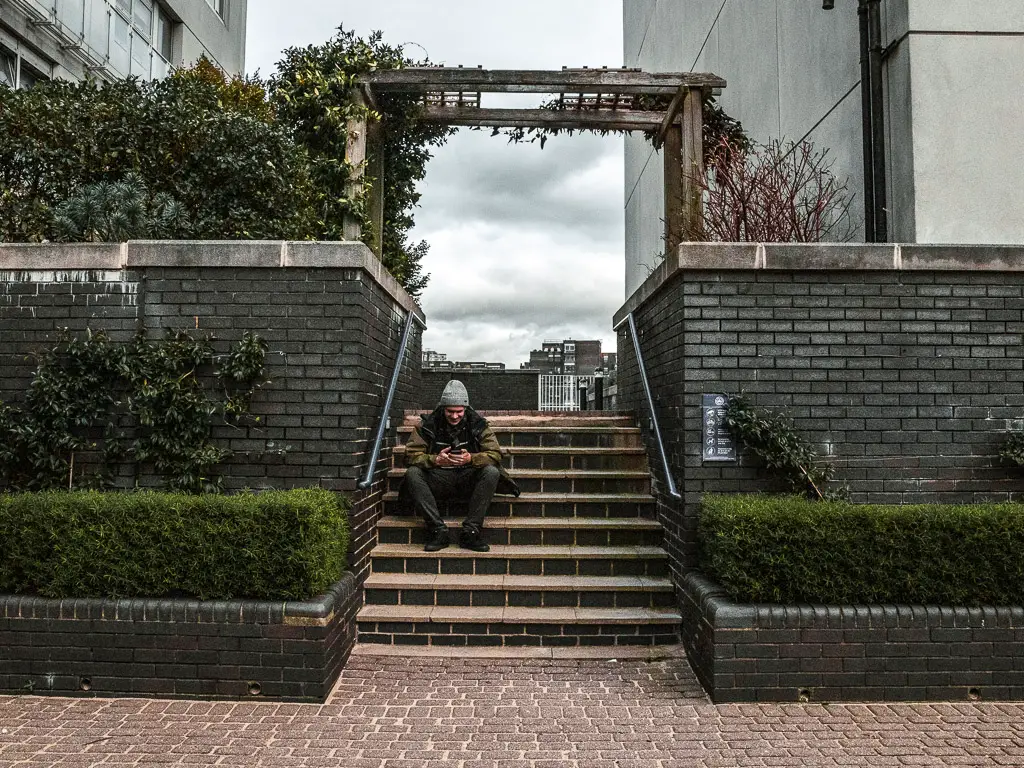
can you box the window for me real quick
[205,0,223,17]
[109,10,130,74]
[133,0,153,38]
[0,44,49,89]
[0,47,15,88]
[155,5,172,60]
[19,65,42,89]
[57,0,86,40]
[130,32,150,77]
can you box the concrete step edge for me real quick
[396,425,641,434]
[357,605,683,624]
[387,468,651,479]
[370,543,668,559]
[383,492,655,503]
[394,446,648,455]
[376,516,663,530]
[364,573,674,591]
[351,643,687,660]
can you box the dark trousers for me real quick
[402,464,500,531]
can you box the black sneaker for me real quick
[459,527,490,552]
[424,527,450,552]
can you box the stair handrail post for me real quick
[616,312,681,499]
[358,310,425,490]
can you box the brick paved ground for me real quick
[3,655,1024,767]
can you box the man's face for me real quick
[444,406,465,426]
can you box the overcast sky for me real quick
[246,1,625,368]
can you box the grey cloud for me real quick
[247,0,627,367]
[415,132,624,246]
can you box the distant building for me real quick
[1,0,247,88]
[521,339,606,376]
[422,349,449,368]
[452,361,505,371]
[423,350,504,371]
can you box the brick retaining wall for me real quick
[0,574,359,702]
[0,241,423,581]
[0,242,425,700]
[419,370,539,410]
[615,244,1024,579]
[683,572,1024,703]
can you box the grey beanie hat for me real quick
[438,379,470,408]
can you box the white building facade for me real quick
[623,0,1024,296]
[1,0,246,88]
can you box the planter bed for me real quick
[0,573,358,702]
[682,572,1024,703]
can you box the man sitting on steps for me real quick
[400,380,520,552]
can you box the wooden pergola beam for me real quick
[362,68,726,95]
[417,106,667,131]
[351,67,725,260]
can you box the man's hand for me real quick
[436,447,472,468]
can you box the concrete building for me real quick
[623,0,1024,296]
[521,339,604,376]
[1,0,246,88]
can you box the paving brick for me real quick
[3,654,1024,766]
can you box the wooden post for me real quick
[343,96,368,242]
[680,87,705,242]
[662,121,683,256]
[366,119,386,258]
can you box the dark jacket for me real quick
[404,407,520,497]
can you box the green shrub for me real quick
[699,494,1024,606]
[0,489,348,600]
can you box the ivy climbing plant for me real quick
[0,329,268,493]
[271,27,455,297]
[722,395,838,500]
[1000,433,1024,468]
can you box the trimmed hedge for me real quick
[0,489,349,600]
[699,494,1024,605]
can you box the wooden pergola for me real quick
[347,67,727,256]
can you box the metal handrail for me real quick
[358,309,426,490]
[613,311,681,499]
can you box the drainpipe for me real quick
[867,0,888,241]
[827,0,888,242]
[857,1,876,240]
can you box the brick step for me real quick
[403,411,637,428]
[364,573,676,609]
[383,491,656,519]
[386,468,651,495]
[396,425,642,449]
[356,605,682,648]
[370,543,669,578]
[393,445,649,472]
[376,516,663,547]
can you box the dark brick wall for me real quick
[0,242,425,682]
[419,370,539,411]
[0,266,140,407]
[0,574,359,702]
[683,573,1024,703]
[0,243,422,499]
[616,244,1024,583]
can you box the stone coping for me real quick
[684,570,1024,629]
[614,242,1024,326]
[0,572,356,628]
[0,241,423,321]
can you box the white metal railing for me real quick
[538,375,594,411]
